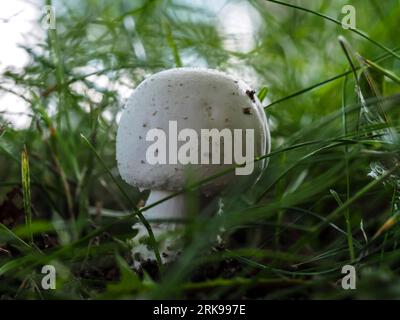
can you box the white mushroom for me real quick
[116,68,270,268]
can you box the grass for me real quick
[0,0,400,299]
[21,146,33,245]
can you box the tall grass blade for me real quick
[21,146,33,245]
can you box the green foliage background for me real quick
[1,0,400,299]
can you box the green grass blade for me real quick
[257,87,269,103]
[325,162,399,226]
[21,146,33,245]
[163,18,183,68]
[358,55,400,85]
[330,189,355,261]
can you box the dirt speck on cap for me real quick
[246,89,256,102]
[242,107,252,115]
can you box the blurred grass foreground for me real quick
[1,0,400,299]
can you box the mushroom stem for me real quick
[129,190,186,268]
[145,190,187,222]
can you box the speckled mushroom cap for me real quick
[117,68,270,194]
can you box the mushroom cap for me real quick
[116,68,270,194]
